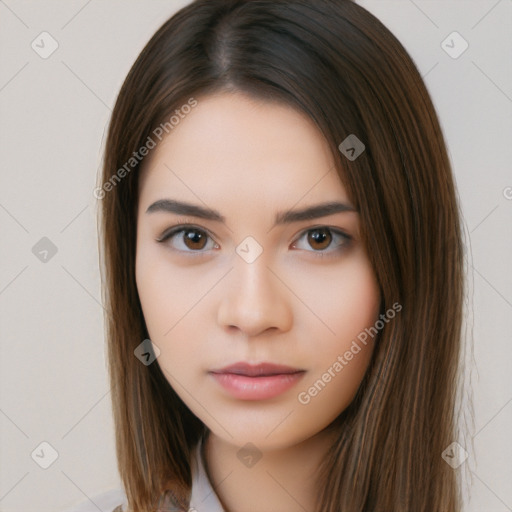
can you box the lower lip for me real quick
[210,372,305,400]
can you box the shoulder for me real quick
[62,488,126,512]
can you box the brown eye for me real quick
[157,225,218,253]
[307,228,332,250]
[182,229,207,250]
[291,226,352,256]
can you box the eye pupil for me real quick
[184,229,207,250]
[307,228,332,250]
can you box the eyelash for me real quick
[155,224,352,259]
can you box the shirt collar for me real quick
[189,434,226,512]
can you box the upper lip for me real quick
[210,362,305,377]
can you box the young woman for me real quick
[95,0,467,510]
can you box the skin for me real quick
[135,91,381,512]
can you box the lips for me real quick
[210,362,304,377]
[209,362,306,400]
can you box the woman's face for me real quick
[135,92,380,450]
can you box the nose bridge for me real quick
[216,248,292,336]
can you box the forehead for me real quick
[138,92,350,209]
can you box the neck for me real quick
[202,426,337,512]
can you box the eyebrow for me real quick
[146,199,356,226]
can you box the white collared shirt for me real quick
[188,437,226,512]
[63,438,225,512]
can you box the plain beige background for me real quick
[0,1,511,511]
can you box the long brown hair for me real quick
[97,1,466,510]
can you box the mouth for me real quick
[209,362,306,400]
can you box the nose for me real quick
[216,254,293,338]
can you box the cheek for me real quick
[293,250,381,347]
[135,239,184,357]
[136,239,198,335]
[135,243,219,373]
[331,260,380,342]
[136,249,171,337]
[294,253,380,408]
